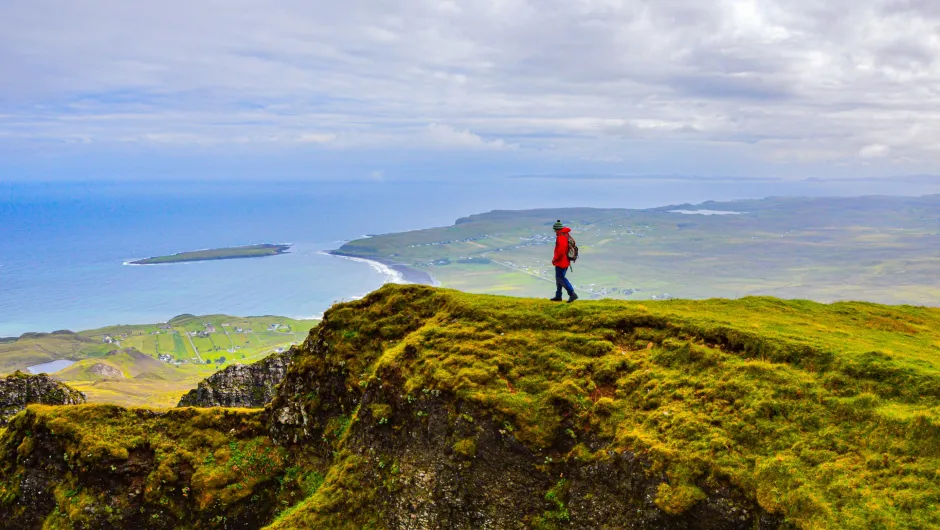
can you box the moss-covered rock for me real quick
[0,372,85,425]
[267,284,940,529]
[2,285,940,529]
[0,406,308,529]
[177,350,293,408]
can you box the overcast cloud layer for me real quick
[1,0,939,180]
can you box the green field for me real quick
[335,195,940,305]
[0,314,318,406]
[130,243,291,265]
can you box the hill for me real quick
[55,348,180,382]
[334,195,940,305]
[0,285,937,528]
[0,315,318,407]
[0,331,108,374]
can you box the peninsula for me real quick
[129,243,290,265]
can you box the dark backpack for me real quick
[566,233,579,263]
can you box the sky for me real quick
[1,0,938,181]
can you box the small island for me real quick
[129,244,291,265]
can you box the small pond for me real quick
[26,359,76,374]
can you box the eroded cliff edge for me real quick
[177,350,293,408]
[1,284,939,529]
[0,371,85,425]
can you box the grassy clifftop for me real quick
[269,285,940,529]
[1,285,938,528]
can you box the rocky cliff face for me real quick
[0,371,86,425]
[177,350,293,408]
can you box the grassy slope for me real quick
[0,333,111,374]
[269,285,940,529]
[335,196,940,304]
[0,315,317,407]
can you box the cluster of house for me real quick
[407,234,492,248]
[101,334,128,344]
[157,354,189,366]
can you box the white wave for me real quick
[328,253,408,285]
[292,313,324,320]
[668,209,744,215]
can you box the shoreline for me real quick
[326,250,439,287]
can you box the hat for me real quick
[553,220,563,231]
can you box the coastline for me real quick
[326,250,439,287]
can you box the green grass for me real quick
[130,244,291,265]
[271,284,940,529]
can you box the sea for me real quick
[2,177,939,337]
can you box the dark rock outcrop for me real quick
[176,350,293,408]
[0,371,86,425]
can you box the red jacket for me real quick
[553,227,571,268]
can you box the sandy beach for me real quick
[326,251,439,287]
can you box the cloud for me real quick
[859,144,891,158]
[425,123,518,150]
[297,133,337,144]
[1,0,939,177]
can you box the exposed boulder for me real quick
[87,363,124,379]
[177,350,293,408]
[0,371,86,425]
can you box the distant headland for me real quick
[128,244,291,265]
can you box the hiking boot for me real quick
[567,293,579,303]
[550,296,563,302]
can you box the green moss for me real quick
[0,405,295,527]
[266,451,381,530]
[533,478,570,529]
[452,438,477,458]
[368,404,392,424]
[655,482,707,515]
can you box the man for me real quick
[551,220,578,303]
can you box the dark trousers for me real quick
[555,266,574,297]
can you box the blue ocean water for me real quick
[2,177,939,336]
